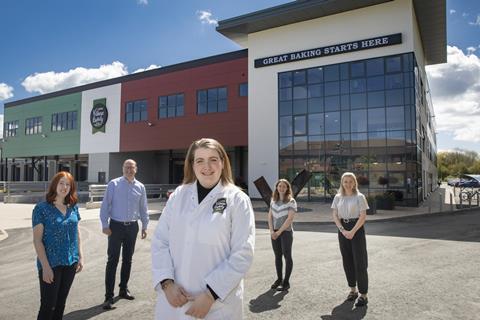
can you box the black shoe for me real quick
[102,298,114,310]
[119,289,135,300]
[355,296,368,307]
[276,282,290,291]
[270,279,282,289]
[346,291,359,301]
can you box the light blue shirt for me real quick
[100,176,149,230]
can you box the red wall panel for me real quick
[120,57,248,151]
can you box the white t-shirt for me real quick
[331,193,369,219]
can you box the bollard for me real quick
[450,193,453,212]
[428,196,431,214]
[439,193,443,212]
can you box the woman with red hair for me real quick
[32,171,84,320]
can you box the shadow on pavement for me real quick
[248,288,288,313]
[63,297,121,320]
[320,300,367,320]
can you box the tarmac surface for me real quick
[1,185,479,319]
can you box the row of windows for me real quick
[279,54,413,88]
[4,111,78,137]
[279,106,415,137]
[125,83,247,122]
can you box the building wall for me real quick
[120,57,248,152]
[246,0,416,196]
[3,93,82,158]
[88,152,110,183]
[80,84,121,154]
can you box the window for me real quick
[158,94,184,118]
[25,116,42,135]
[125,100,147,123]
[4,120,19,137]
[197,87,228,114]
[51,111,77,132]
[239,83,248,97]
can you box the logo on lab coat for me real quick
[212,198,227,214]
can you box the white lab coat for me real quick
[151,182,255,320]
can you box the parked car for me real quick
[447,178,460,186]
[458,180,480,188]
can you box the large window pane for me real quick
[350,93,366,109]
[324,65,339,81]
[325,96,340,112]
[351,109,367,132]
[308,98,323,113]
[308,113,324,135]
[293,99,308,115]
[366,58,384,76]
[325,111,340,134]
[294,116,307,135]
[386,106,405,130]
[280,116,293,137]
[367,76,384,91]
[368,108,386,131]
[386,56,402,73]
[386,89,404,106]
[279,72,292,88]
[368,91,384,108]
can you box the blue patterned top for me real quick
[32,201,81,270]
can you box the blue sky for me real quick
[0,0,479,153]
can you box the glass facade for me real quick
[278,53,422,205]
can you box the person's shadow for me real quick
[63,297,121,320]
[320,300,367,320]
[248,288,288,313]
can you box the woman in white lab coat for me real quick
[151,138,255,320]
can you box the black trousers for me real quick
[105,220,139,299]
[37,263,77,320]
[271,230,293,284]
[338,220,368,294]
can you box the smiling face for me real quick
[342,176,356,195]
[193,147,224,189]
[56,177,71,200]
[123,160,137,181]
[277,181,288,197]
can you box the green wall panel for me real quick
[3,93,82,158]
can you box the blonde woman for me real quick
[267,179,297,291]
[331,172,369,307]
[151,138,255,319]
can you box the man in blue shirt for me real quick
[100,159,149,310]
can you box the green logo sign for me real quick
[90,98,108,134]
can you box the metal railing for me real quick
[88,184,178,203]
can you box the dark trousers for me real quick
[338,220,368,294]
[271,230,293,284]
[105,220,139,299]
[37,263,77,320]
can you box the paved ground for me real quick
[0,202,479,320]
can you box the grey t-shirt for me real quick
[270,199,297,231]
[331,193,369,219]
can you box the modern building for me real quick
[1,0,445,206]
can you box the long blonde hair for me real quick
[183,138,234,185]
[338,172,359,196]
[272,179,293,203]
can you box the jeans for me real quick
[37,263,77,320]
[271,230,293,284]
[105,220,139,299]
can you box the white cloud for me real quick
[0,83,14,100]
[137,0,148,5]
[196,10,218,26]
[450,9,456,14]
[462,12,469,18]
[133,64,161,73]
[469,14,480,26]
[426,46,480,143]
[0,114,3,139]
[467,46,477,55]
[22,61,128,94]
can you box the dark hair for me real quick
[46,171,78,206]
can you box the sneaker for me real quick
[102,298,114,310]
[355,296,368,307]
[119,289,135,300]
[276,282,290,291]
[270,279,282,289]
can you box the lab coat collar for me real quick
[189,181,227,205]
